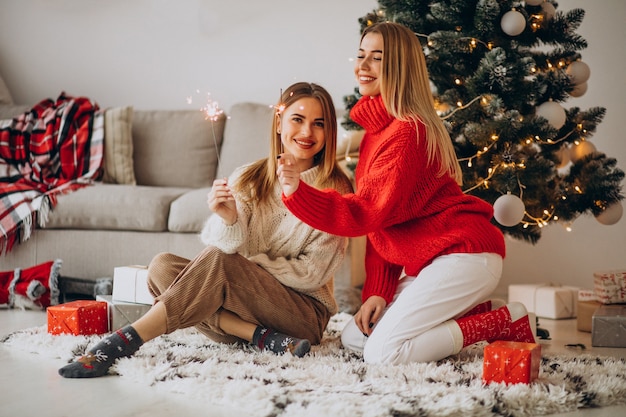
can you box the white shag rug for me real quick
[3,312,626,417]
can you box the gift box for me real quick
[593,270,626,304]
[47,300,108,335]
[508,283,578,319]
[483,341,541,385]
[112,265,153,305]
[577,289,601,333]
[592,304,626,347]
[96,295,151,331]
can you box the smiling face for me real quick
[277,97,326,172]
[355,32,383,97]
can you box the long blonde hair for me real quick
[362,22,462,185]
[233,82,352,204]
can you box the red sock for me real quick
[493,315,537,343]
[458,299,506,319]
[456,305,512,348]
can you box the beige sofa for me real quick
[0,80,363,293]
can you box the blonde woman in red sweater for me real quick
[278,22,536,365]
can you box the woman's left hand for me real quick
[276,153,300,197]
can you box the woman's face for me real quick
[277,97,326,171]
[355,32,383,97]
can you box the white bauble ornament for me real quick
[525,0,543,5]
[569,140,596,162]
[570,82,588,98]
[595,202,623,225]
[566,61,591,85]
[536,101,566,129]
[555,145,571,169]
[501,10,526,36]
[493,193,525,227]
[542,2,556,20]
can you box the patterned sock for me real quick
[252,327,311,357]
[456,304,517,348]
[58,326,143,378]
[492,311,537,344]
[458,299,506,319]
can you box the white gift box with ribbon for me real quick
[508,283,579,319]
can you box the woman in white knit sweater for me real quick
[59,82,353,378]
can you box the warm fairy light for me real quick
[455,78,463,85]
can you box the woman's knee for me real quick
[341,318,367,353]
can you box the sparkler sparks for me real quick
[187,89,224,167]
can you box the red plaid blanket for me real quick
[0,92,104,254]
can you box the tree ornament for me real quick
[570,82,588,98]
[536,101,566,129]
[541,2,556,20]
[555,145,571,169]
[569,140,597,162]
[493,193,526,227]
[566,61,591,85]
[595,201,623,225]
[501,10,526,36]
[525,0,544,5]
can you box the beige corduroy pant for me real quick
[146,245,330,345]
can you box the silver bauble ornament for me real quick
[566,61,591,85]
[536,101,566,129]
[569,141,596,162]
[501,10,526,36]
[570,82,588,98]
[595,202,623,225]
[542,2,556,20]
[493,193,525,227]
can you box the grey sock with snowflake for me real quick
[252,327,311,357]
[58,325,143,378]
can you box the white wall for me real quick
[0,0,624,297]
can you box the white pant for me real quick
[341,252,502,365]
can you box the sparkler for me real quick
[187,90,224,168]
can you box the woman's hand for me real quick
[354,295,387,336]
[276,153,300,197]
[208,178,237,225]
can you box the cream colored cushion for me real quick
[45,183,190,231]
[102,106,136,185]
[168,187,213,232]
[217,102,273,179]
[132,110,225,188]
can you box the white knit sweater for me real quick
[200,165,348,314]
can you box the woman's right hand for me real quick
[208,178,237,225]
[354,295,386,336]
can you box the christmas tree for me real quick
[342,0,624,243]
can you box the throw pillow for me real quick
[0,73,14,105]
[102,106,136,185]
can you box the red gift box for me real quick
[47,300,109,335]
[483,341,541,384]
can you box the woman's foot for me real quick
[58,326,143,378]
[252,327,311,357]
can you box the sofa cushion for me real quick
[168,187,213,233]
[132,110,225,188]
[102,106,137,185]
[45,183,190,232]
[217,102,274,179]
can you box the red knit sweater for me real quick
[283,95,505,304]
